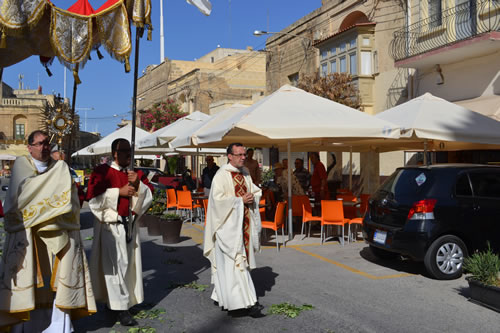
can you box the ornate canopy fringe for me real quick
[0,0,152,75]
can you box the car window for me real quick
[379,168,432,200]
[455,174,472,197]
[469,171,500,198]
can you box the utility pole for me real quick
[75,107,94,131]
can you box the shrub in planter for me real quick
[463,244,500,311]
[145,189,166,235]
[160,213,184,244]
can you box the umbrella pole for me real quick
[287,140,293,241]
[423,139,428,165]
[127,27,144,243]
[349,146,353,191]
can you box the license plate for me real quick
[373,230,387,245]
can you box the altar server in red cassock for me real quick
[86,138,153,326]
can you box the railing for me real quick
[390,0,500,61]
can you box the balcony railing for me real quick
[390,0,500,62]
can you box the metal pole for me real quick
[160,0,164,63]
[130,27,144,169]
[127,27,143,243]
[423,139,428,165]
[287,140,293,241]
[349,146,353,191]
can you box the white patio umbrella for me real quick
[173,85,401,240]
[72,124,174,157]
[375,92,500,163]
[169,104,248,149]
[137,111,211,149]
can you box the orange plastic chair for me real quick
[177,190,201,224]
[291,195,308,217]
[182,185,188,191]
[321,200,350,246]
[337,194,358,219]
[259,199,266,220]
[203,199,208,226]
[301,198,321,239]
[166,188,177,211]
[261,201,287,252]
[348,195,370,243]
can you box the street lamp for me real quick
[253,30,314,44]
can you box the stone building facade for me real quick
[137,47,266,116]
[0,82,89,158]
[390,0,500,164]
[262,0,409,194]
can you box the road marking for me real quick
[290,246,414,280]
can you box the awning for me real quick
[453,95,500,121]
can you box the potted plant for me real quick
[142,188,166,236]
[159,212,184,244]
[463,244,500,312]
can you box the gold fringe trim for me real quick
[147,27,152,41]
[0,0,47,36]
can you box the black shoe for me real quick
[118,310,138,326]
[213,300,219,307]
[228,308,249,318]
[248,303,266,318]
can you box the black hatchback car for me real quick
[363,164,500,280]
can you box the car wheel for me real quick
[424,235,468,280]
[369,245,400,260]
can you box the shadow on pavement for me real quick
[359,246,427,276]
[251,266,279,298]
[74,239,211,332]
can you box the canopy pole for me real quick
[287,140,293,241]
[130,27,143,169]
[196,147,200,188]
[349,146,353,191]
[127,26,144,243]
[66,73,79,160]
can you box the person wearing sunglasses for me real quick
[0,130,96,332]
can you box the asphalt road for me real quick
[73,205,500,333]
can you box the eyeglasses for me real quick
[231,153,247,157]
[30,140,50,148]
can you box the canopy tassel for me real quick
[73,66,81,85]
[0,31,6,49]
[125,58,131,73]
[96,48,104,60]
[147,27,152,41]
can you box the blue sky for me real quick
[2,0,320,136]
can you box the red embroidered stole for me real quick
[231,171,250,259]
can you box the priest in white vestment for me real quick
[0,130,96,332]
[203,143,263,317]
[87,138,153,327]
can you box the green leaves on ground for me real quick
[464,244,500,286]
[133,308,166,320]
[268,302,314,318]
[127,327,156,333]
[167,281,208,291]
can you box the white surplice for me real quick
[0,157,96,332]
[88,163,152,311]
[203,163,262,311]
